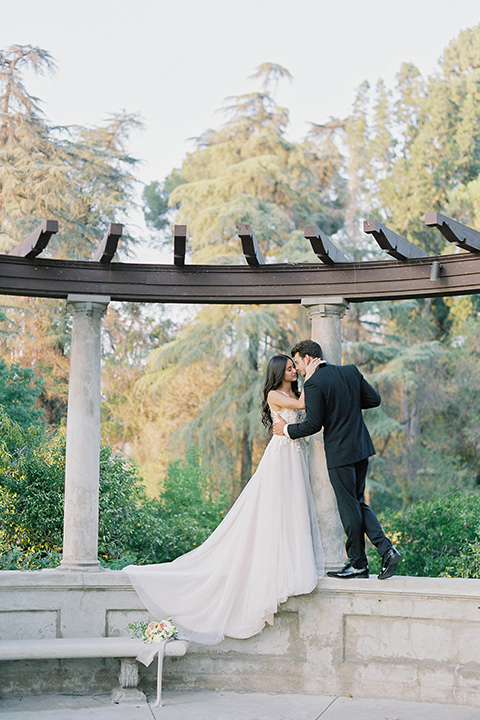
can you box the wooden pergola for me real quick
[3,211,480,574]
[1,212,480,304]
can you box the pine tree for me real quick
[0,44,142,425]
[141,64,345,493]
[0,44,141,258]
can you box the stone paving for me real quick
[0,691,478,720]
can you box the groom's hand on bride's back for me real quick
[273,417,287,436]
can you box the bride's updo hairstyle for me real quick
[261,354,300,429]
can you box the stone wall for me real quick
[0,570,479,707]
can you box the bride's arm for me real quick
[268,389,305,410]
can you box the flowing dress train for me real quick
[122,407,324,645]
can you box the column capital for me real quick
[67,294,110,317]
[301,296,349,320]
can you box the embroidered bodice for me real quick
[269,392,306,451]
[270,391,305,423]
[273,406,306,424]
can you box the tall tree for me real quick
[0,45,143,426]
[142,64,346,494]
[0,44,141,258]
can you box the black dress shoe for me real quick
[327,563,369,579]
[377,547,401,580]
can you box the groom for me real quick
[273,339,400,580]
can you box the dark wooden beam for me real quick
[92,223,123,263]
[304,225,349,264]
[0,251,479,304]
[364,219,427,260]
[425,212,480,253]
[8,219,58,258]
[237,224,265,266]
[173,225,187,266]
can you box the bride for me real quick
[122,354,324,645]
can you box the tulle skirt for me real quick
[123,435,324,645]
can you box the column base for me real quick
[57,559,105,572]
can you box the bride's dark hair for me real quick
[261,354,300,429]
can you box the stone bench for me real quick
[0,636,189,705]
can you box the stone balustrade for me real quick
[0,570,479,708]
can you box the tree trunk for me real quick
[240,425,253,490]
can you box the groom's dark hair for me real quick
[291,339,323,358]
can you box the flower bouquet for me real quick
[127,617,180,708]
[127,617,178,644]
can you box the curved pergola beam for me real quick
[0,251,478,304]
[2,212,479,305]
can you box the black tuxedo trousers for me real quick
[287,363,392,567]
[328,459,391,567]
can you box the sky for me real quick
[2,0,480,256]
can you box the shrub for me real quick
[367,489,480,578]
[0,409,228,569]
[154,446,229,561]
[0,412,160,568]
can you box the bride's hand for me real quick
[305,358,321,380]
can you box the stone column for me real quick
[301,296,349,571]
[59,295,110,572]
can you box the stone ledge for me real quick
[0,637,189,660]
[289,574,480,603]
[2,570,479,596]
[0,568,132,589]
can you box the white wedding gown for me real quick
[122,406,324,645]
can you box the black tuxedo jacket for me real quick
[287,363,381,469]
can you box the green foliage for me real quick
[0,408,228,569]
[126,619,150,639]
[0,359,46,427]
[155,446,229,561]
[0,414,64,561]
[343,23,480,251]
[142,181,171,236]
[97,444,160,566]
[0,413,156,568]
[0,546,62,570]
[367,490,480,578]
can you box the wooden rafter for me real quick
[92,223,123,264]
[8,219,58,259]
[304,225,349,264]
[425,212,480,253]
[173,225,187,266]
[364,219,427,260]
[238,224,265,266]
[303,225,350,265]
